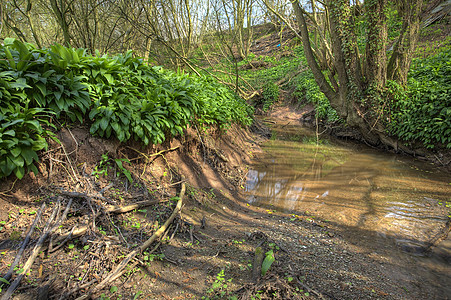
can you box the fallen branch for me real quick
[49,225,77,253]
[296,276,326,300]
[2,198,73,300]
[87,180,186,294]
[3,202,46,282]
[59,190,110,204]
[105,199,167,214]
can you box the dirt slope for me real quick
[1,113,450,300]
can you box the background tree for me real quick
[281,0,425,147]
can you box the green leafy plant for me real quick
[386,49,451,149]
[0,40,254,180]
[261,82,279,111]
[261,250,275,276]
[0,106,53,179]
[203,269,236,300]
[0,277,10,293]
[114,158,133,183]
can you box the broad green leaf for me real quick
[99,118,109,131]
[29,163,39,175]
[31,138,47,151]
[3,47,15,69]
[36,83,47,97]
[104,74,114,84]
[261,250,275,276]
[3,38,15,46]
[54,90,62,101]
[9,154,24,167]
[10,147,21,158]
[21,148,39,165]
[10,78,31,90]
[14,166,25,179]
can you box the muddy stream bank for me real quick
[245,114,451,299]
[0,111,450,300]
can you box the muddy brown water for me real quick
[245,120,451,291]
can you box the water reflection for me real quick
[245,128,451,249]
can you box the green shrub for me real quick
[0,39,253,179]
[261,82,279,111]
[0,39,90,122]
[386,49,451,148]
[0,106,53,178]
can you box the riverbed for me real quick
[245,117,451,296]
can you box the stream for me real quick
[245,118,451,293]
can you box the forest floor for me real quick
[1,7,450,299]
[0,105,450,300]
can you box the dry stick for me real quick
[60,142,80,183]
[105,213,129,247]
[1,200,61,300]
[73,261,140,300]
[49,199,167,252]
[47,199,169,253]
[296,277,326,300]
[48,225,88,250]
[3,202,46,282]
[89,181,186,294]
[104,199,167,214]
[0,178,18,197]
[59,190,109,203]
[126,146,179,178]
[49,225,77,253]
[126,146,180,162]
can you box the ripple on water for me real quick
[245,123,451,253]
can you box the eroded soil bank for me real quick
[0,108,450,300]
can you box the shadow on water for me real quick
[245,121,451,297]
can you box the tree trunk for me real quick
[387,0,423,85]
[289,0,424,148]
[49,0,71,46]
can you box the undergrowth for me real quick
[386,49,451,149]
[0,38,253,179]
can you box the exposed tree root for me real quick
[76,180,186,298]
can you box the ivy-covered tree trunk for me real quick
[387,0,424,85]
[291,0,424,148]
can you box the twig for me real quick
[127,146,180,162]
[59,190,109,202]
[99,182,114,194]
[126,146,179,178]
[3,202,46,282]
[296,276,326,300]
[61,278,97,300]
[189,226,194,244]
[60,138,80,183]
[106,214,129,246]
[49,225,77,253]
[47,225,88,250]
[105,199,167,214]
[168,179,186,187]
[87,180,186,294]
[1,200,63,300]
[169,222,179,241]
[192,233,203,243]
[0,178,19,197]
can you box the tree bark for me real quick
[387,0,423,85]
[49,0,71,46]
[289,0,424,147]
